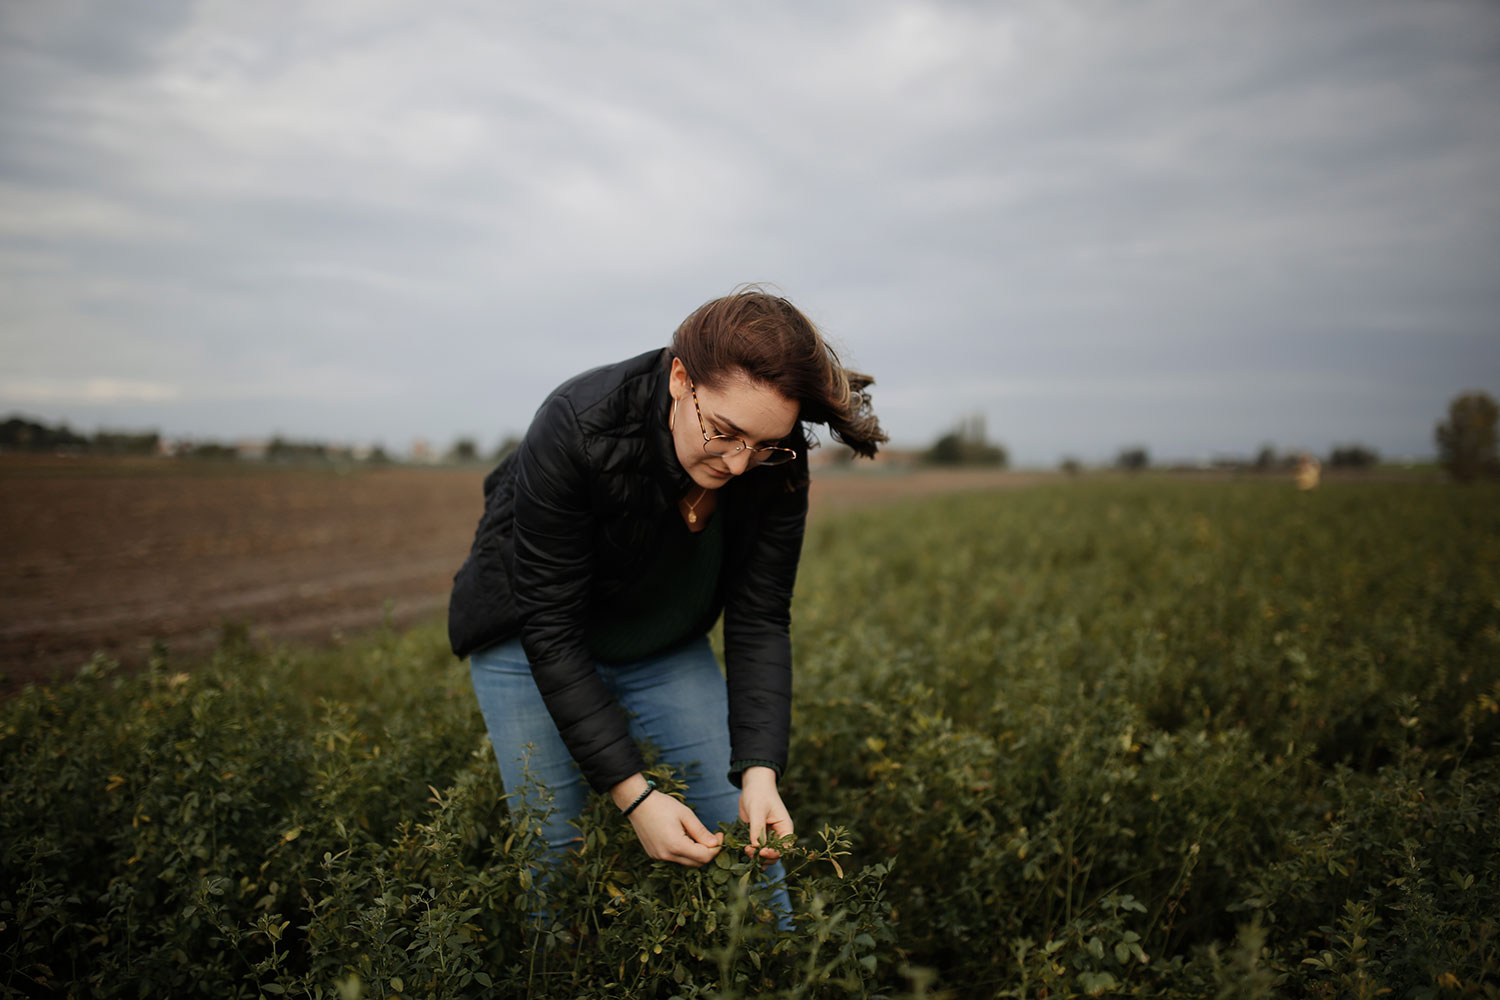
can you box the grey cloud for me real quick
[0,0,196,75]
[2,0,1497,464]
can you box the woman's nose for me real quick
[724,448,754,475]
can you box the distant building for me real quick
[235,439,270,461]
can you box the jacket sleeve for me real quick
[720,467,809,785]
[512,394,646,793]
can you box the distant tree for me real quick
[924,413,1007,467]
[1436,391,1499,483]
[1254,444,1277,471]
[185,442,239,461]
[93,429,161,456]
[927,432,965,465]
[492,435,523,464]
[1060,457,1082,476]
[1116,446,1149,472]
[366,444,393,465]
[267,436,329,462]
[448,437,479,463]
[1328,444,1379,469]
[1,416,89,452]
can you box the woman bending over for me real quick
[448,287,885,883]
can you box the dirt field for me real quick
[0,456,1044,694]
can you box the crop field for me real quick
[0,456,1033,694]
[2,476,1498,998]
[0,457,485,692]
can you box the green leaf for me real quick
[1078,970,1119,995]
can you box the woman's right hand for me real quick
[613,776,723,867]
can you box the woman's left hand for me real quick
[738,765,794,862]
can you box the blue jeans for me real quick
[469,635,791,920]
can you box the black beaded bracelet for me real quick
[622,779,656,818]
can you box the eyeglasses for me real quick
[686,377,798,467]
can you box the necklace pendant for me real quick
[688,511,698,524]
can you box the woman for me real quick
[448,288,884,879]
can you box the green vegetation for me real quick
[4,480,1498,998]
[1437,391,1499,483]
[924,415,1007,468]
[1327,444,1379,469]
[1,416,157,456]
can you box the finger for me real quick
[756,815,794,861]
[681,810,719,849]
[674,839,721,867]
[746,814,766,857]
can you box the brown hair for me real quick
[670,286,887,459]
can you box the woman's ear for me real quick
[668,356,689,399]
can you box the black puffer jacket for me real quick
[448,348,809,794]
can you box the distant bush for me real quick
[448,437,480,463]
[924,414,1007,467]
[183,442,240,461]
[0,416,152,455]
[267,436,337,463]
[1115,446,1149,471]
[1328,444,1379,468]
[91,430,161,456]
[925,433,1007,467]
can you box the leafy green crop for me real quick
[3,478,1497,998]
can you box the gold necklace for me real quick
[684,487,707,524]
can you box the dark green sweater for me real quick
[585,509,724,663]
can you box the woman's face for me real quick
[668,358,799,490]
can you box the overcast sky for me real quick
[2,0,1497,465]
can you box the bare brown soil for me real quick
[0,456,1045,694]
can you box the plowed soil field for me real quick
[1,457,1042,694]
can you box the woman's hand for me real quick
[738,765,794,862]
[612,775,723,867]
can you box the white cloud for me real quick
[0,377,182,404]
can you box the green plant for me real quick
[4,479,1497,997]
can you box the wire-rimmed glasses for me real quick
[686,377,797,467]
